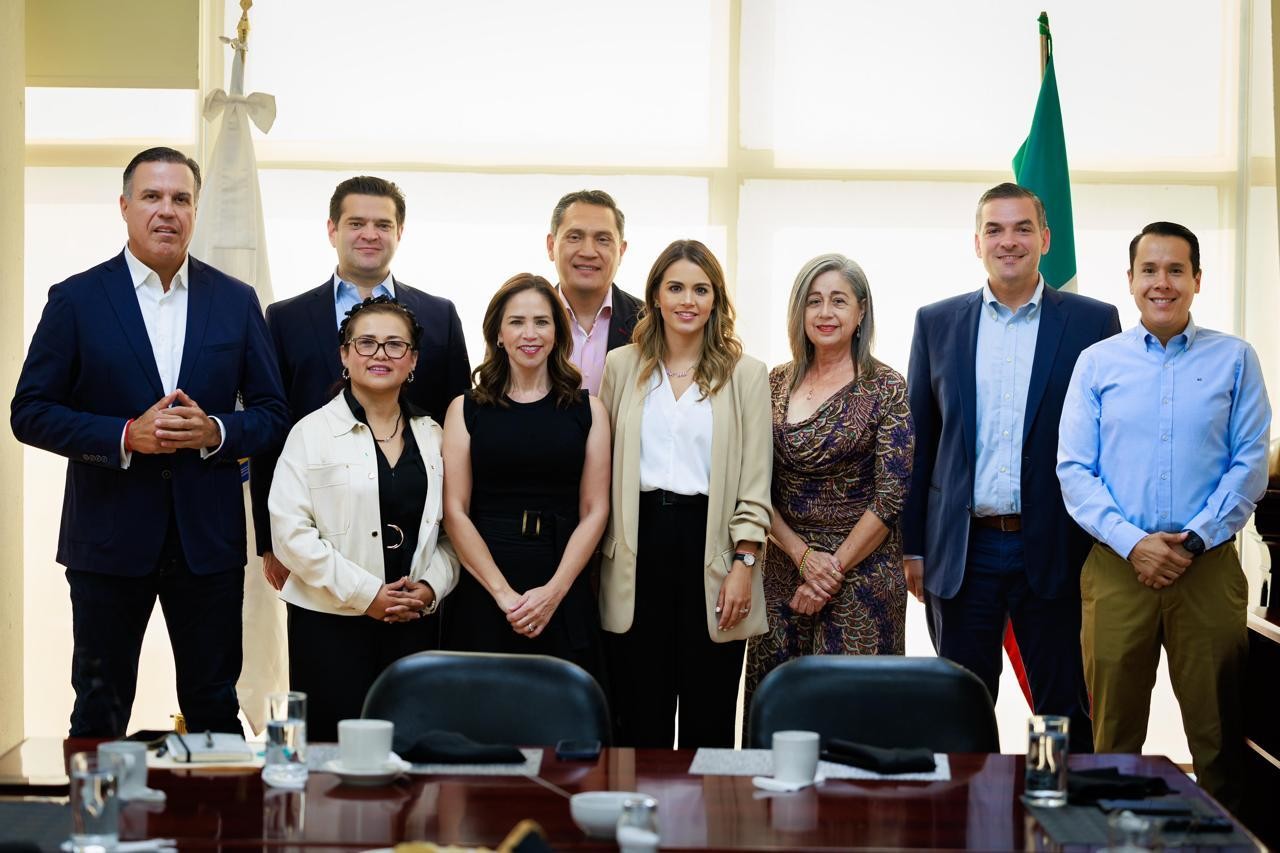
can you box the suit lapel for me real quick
[958,291,982,474]
[1023,287,1066,442]
[307,278,343,378]
[607,284,636,350]
[100,252,165,399]
[176,256,212,389]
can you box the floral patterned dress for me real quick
[745,361,914,705]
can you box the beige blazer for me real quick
[598,344,772,642]
[269,393,459,616]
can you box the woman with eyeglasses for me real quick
[440,274,610,677]
[269,295,459,741]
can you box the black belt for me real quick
[640,489,708,507]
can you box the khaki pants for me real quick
[1080,542,1248,810]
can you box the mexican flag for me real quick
[1013,13,1076,291]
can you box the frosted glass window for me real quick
[256,170,717,363]
[223,0,728,167]
[25,88,198,144]
[741,0,1233,171]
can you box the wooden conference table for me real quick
[0,738,1261,851]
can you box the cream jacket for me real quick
[598,345,773,641]
[269,394,459,616]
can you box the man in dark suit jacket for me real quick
[250,176,470,591]
[903,183,1120,750]
[547,190,643,393]
[10,147,289,736]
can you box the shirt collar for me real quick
[557,283,613,324]
[333,271,395,300]
[980,277,1044,317]
[1138,315,1198,350]
[124,244,189,292]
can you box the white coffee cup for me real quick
[771,730,820,785]
[338,719,394,770]
[98,741,147,799]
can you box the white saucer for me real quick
[322,756,410,786]
[751,774,824,792]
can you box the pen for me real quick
[205,730,214,748]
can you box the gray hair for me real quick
[786,253,880,392]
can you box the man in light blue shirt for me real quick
[1057,221,1270,809]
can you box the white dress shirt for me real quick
[119,245,223,467]
[639,367,713,495]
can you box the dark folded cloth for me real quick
[397,730,526,765]
[1067,767,1172,805]
[821,738,936,774]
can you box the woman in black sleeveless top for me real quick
[441,274,610,677]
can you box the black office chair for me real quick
[747,655,999,752]
[361,650,612,746]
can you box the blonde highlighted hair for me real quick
[629,239,742,399]
[786,253,882,393]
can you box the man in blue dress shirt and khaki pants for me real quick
[1057,221,1271,810]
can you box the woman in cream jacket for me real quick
[270,297,458,741]
[599,239,772,748]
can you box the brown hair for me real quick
[549,189,625,239]
[629,240,742,399]
[975,182,1046,231]
[471,274,582,408]
[330,176,407,227]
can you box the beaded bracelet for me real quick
[797,545,813,578]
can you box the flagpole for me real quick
[1039,11,1049,79]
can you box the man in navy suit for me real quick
[11,147,289,736]
[902,183,1120,749]
[250,176,470,592]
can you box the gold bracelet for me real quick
[798,545,813,578]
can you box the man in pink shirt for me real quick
[547,190,643,394]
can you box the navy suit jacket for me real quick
[902,286,1120,600]
[248,277,470,554]
[10,252,289,577]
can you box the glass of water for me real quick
[262,691,308,789]
[69,751,120,852]
[1025,715,1070,807]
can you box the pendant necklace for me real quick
[374,410,403,443]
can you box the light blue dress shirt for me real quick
[334,272,394,329]
[1057,318,1271,558]
[973,279,1044,516]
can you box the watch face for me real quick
[737,553,756,567]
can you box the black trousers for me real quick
[66,521,244,737]
[606,493,745,749]
[926,525,1094,752]
[287,603,438,743]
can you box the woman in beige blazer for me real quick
[599,239,772,748]
[270,297,458,741]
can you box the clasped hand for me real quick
[365,576,435,622]
[789,549,842,615]
[499,584,565,639]
[1128,532,1193,589]
[128,389,221,453]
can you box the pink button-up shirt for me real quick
[557,285,612,396]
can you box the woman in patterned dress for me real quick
[745,253,914,707]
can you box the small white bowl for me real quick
[569,790,648,839]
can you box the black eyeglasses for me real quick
[348,337,412,359]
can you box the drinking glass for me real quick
[69,751,120,852]
[617,796,660,853]
[262,691,308,788]
[1025,714,1069,807]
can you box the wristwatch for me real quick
[734,552,757,567]
[1181,530,1206,556]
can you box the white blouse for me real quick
[638,367,714,496]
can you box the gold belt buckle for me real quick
[521,510,542,538]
